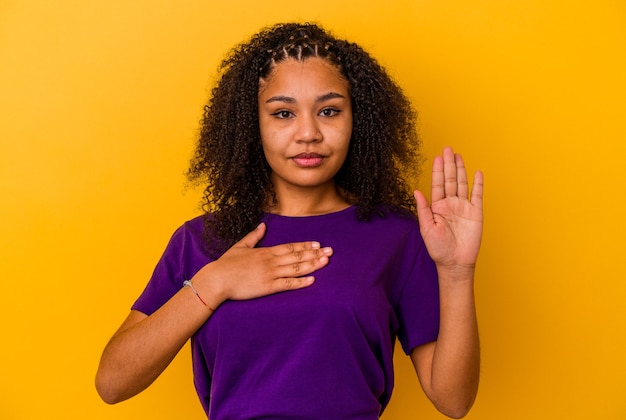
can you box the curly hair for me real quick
[187,22,422,256]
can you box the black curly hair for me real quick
[187,22,422,256]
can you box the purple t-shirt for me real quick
[133,206,440,419]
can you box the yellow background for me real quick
[1,1,625,419]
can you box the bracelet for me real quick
[183,280,213,311]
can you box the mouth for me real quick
[292,152,325,168]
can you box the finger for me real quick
[267,275,316,294]
[431,155,445,202]
[272,250,332,278]
[470,170,484,209]
[455,153,469,199]
[273,245,333,269]
[443,146,458,197]
[269,240,323,257]
[414,190,434,232]
[235,223,266,248]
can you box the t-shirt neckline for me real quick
[262,205,355,221]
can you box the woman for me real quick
[96,22,483,419]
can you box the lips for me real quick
[292,152,324,167]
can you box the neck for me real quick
[266,183,351,217]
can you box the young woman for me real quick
[96,22,483,419]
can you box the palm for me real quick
[415,147,484,269]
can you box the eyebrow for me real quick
[264,92,346,104]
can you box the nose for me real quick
[295,114,322,143]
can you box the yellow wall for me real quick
[1,1,625,419]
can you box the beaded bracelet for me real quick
[183,280,213,311]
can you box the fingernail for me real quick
[311,241,320,249]
[322,247,333,255]
[305,276,315,284]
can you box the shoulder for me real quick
[161,214,209,258]
[365,207,428,253]
[179,214,206,236]
[131,215,211,315]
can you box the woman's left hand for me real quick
[412,146,483,417]
[414,147,484,274]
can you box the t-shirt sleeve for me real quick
[394,230,440,355]
[132,219,209,315]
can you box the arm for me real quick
[411,147,483,418]
[95,222,332,404]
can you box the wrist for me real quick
[183,280,215,312]
[191,262,227,309]
[436,265,477,308]
[436,264,476,283]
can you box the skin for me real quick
[258,57,353,215]
[95,57,483,419]
[412,149,483,418]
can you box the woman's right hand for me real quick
[193,222,333,305]
[96,222,331,404]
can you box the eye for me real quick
[319,108,340,117]
[271,110,294,119]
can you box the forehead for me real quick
[258,57,349,96]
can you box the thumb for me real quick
[414,190,434,230]
[235,222,266,249]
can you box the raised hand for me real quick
[414,147,483,272]
[192,222,332,304]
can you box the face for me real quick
[258,57,353,195]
